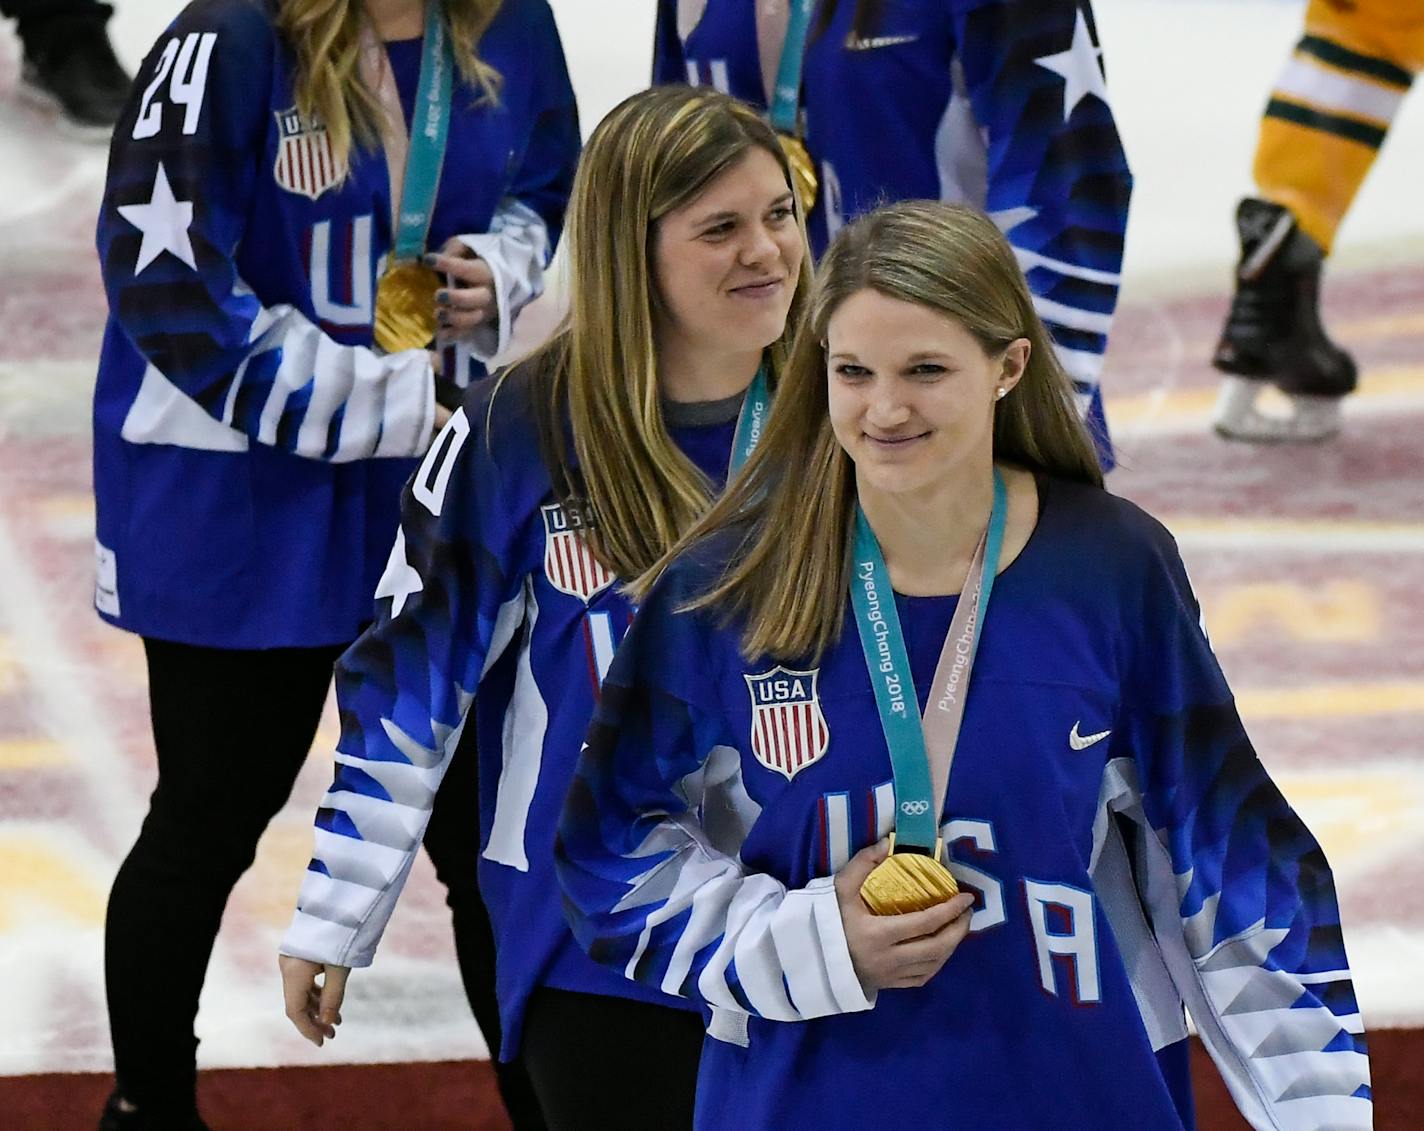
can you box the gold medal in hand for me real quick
[859,835,961,916]
[374,259,441,353]
[777,132,818,214]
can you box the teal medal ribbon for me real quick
[728,364,771,477]
[393,1,454,260]
[769,0,816,134]
[849,468,1008,851]
[365,4,456,353]
[762,0,818,211]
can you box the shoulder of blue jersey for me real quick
[448,362,560,507]
[478,0,568,70]
[658,526,744,602]
[163,0,276,46]
[1048,478,1179,568]
[462,363,541,449]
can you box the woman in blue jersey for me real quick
[92,1,577,1128]
[655,0,1131,466]
[556,201,1372,1131]
[277,86,812,1129]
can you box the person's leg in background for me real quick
[1,0,132,134]
[1213,0,1424,442]
[520,988,705,1131]
[423,721,549,1131]
[102,638,346,1131]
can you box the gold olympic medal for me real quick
[777,131,819,215]
[373,259,441,354]
[860,842,960,916]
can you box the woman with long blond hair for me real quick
[556,201,1370,1131]
[277,85,812,1129]
[92,1,577,1127]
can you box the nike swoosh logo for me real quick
[844,33,919,51]
[1069,722,1111,750]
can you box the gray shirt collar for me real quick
[661,388,747,429]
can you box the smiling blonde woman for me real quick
[279,85,813,1131]
[558,201,1371,1131]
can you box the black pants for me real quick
[105,638,543,1128]
[521,987,705,1131]
[425,705,546,1129]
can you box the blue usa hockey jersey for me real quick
[656,0,1132,464]
[92,0,578,648]
[557,476,1371,1131]
[277,372,778,1056]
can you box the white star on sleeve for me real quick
[116,162,197,275]
[1034,9,1110,123]
[374,528,424,618]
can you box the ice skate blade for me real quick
[1212,377,1341,444]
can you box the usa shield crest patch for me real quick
[542,503,615,602]
[273,107,344,201]
[744,666,830,780]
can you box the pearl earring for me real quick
[995,387,1008,400]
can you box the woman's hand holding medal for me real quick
[834,840,975,992]
[426,237,497,344]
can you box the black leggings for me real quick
[105,638,543,1128]
[425,708,546,1128]
[521,987,705,1131]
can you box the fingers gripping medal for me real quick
[851,470,1008,915]
[363,2,452,354]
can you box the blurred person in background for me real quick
[654,0,1132,471]
[90,0,578,1127]
[2,0,132,134]
[1212,0,1423,443]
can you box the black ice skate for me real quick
[98,1092,211,1131]
[1212,197,1356,443]
[15,4,133,140]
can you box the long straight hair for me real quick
[497,86,813,583]
[276,0,503,173]
[634,201,1103,663]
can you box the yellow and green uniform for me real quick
[1253,0,1423,252]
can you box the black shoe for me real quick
[1213,197,1356,399]
[99,1091,211,1131]
[16,4,133,139]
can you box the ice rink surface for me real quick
[1,0,1421,1075]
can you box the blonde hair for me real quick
[276,0,503,173]
[640,200,1104,663]
[502,86,813,582]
